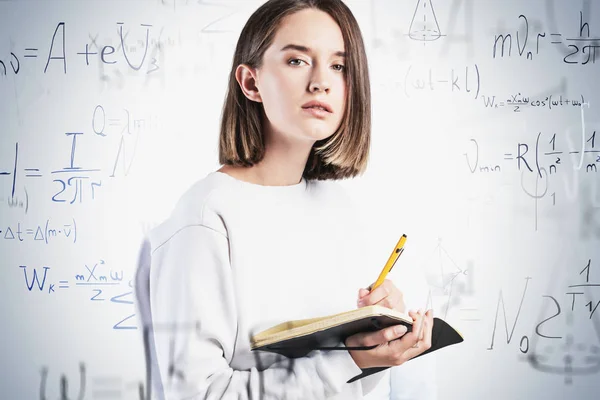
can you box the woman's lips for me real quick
[302,106,331,118]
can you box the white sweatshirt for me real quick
[146,171,389,400]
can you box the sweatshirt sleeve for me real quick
[148,223,364,400]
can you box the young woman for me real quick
[146,0,434,398]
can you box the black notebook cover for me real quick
[252,315,463,383]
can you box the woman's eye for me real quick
[288,59,345,72]
[288,58,305,66]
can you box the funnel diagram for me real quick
[408,0,443,43]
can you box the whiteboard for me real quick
[1,0,599,399]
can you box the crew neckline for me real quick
[211,171,308,194]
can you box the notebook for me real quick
[250,305,463,383]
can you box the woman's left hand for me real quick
[356,279,406,313]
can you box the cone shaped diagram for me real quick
[409,0,442,41]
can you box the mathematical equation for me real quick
[463,123,600,231]
[20,261,136,330]
[0,105,146,210]
[1,218,77,244]
[0,22,160,78]
[488,259,600,384]
[374,63,482,102]
[392,64,481,100]
[464,129,599,178]
[481,93,587,112]
[494,12,600,65]
[40,362,147,400]
[377,67,584,114]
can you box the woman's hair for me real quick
[218,0,371,181]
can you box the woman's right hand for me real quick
[344,309,433,369]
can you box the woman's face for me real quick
[252,8,348,144]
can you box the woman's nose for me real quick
[308,65,331,93]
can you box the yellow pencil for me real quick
[369,234,407,291]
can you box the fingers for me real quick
[370,324,409,347]
[389,309,434,364]
[422,310,433,345]
[408,309,425,343]
[357,279,404,311]
[346,323,409,348]
[345,309,434,369]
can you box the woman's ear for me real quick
[235,64,262,103]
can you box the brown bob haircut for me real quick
[218,0,371,181]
